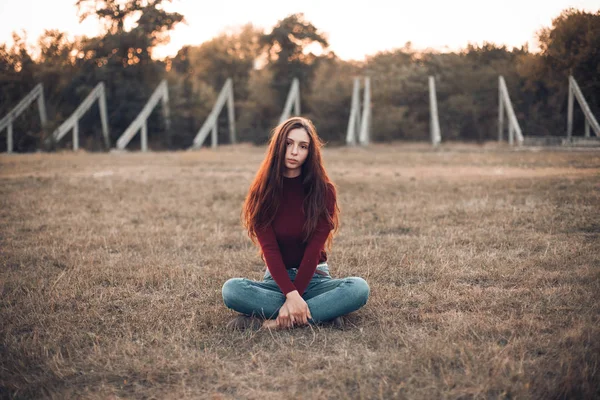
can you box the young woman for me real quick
[222,117,370,330]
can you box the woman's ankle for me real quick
[262,319,279,329]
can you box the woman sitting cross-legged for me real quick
[222,117,369,330]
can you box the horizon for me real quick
[0,0,598,61]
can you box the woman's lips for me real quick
[287,159,298,164]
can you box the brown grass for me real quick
[1,143,599,399]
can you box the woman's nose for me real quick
[291,145,298,155]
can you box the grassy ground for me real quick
[1,143,599,399]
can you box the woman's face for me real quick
[283,127,310,177]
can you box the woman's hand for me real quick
[277,290,311,329]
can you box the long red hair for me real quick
[242,117,339,249]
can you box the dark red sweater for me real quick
[255,175,336,296]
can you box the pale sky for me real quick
[0,0,598,60]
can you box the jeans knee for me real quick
[349,277,370,306]
[222,278,245,309]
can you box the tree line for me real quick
[1,0,598,152]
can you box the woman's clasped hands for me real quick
[276,290,311,329]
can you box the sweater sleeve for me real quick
[293,184,337,296]
[255,224,297,295]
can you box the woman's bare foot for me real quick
[262,319,279,330]
[263,319,313,330]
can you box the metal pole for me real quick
[98,90,110,149]
[585,119,590,138]
[359,77,371,145]
[73,122,79,151]
[567,78,573,140]
[294,80,301,116]
[37,90,48,127]
[117,80,167,150]
[509,123,514,146]
[499,76,524,144]
[498,76,504,142]
[1,83,47,153]
[227,80,236,144]
[279,78,300,124]
[163,87,171,132]
[161,84,171,133]
[141,122,148,152]
[7,122,13,154]
[355,79,362,137]
[428,76,441,146]
[569,76,600,137]
[211,123,217,148]
[346,77,360,145]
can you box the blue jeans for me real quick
[222,263,369,323]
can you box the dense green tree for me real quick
[168,25,262,146]
[2,7,599,151]
[363,43,528,142]
[518,8,600,136]
[182,25,261,96]
[261,13,329,106]
[306,55,361,143]
[236,67,279,143]
[0,32,80,151]
[0,34,37,109]
[165,69,215,148]
[73,0,184,149]
[366,45,427,141]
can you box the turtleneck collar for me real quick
[283,174,303,191]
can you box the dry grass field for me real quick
[1,143,599,399]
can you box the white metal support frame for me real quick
[278,78,301,125]
[428,76,442,146]
[346,77,371,145]
[567,75,600,139]
[498,76,524,146]
[52,82,110,150]
[191,78,236,149]
[0,84,47,153]
[346,78,361,145]
[116,80,170,151]
[359,77,371,145]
